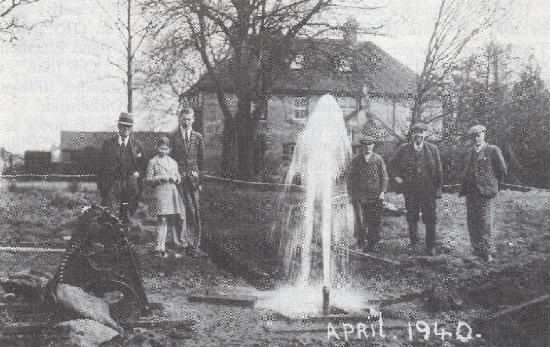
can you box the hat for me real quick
[118,112,134,126]
[468,124,486,135]
[359,135,376,144]
[410,123,428,134]
[179,107,194,119]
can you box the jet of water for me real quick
[281,94,353,288]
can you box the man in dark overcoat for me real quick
[459,124,507,262]
[170,107,205,255]
[393,123,442,255]
[347,135,389,252]
[97,112,146,224]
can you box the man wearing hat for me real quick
[169,107,205,256]
[393,123,442,256]
[347,135,389,252]
[459,124,507,262]
[97,112,146,224]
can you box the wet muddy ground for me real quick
[1,182,550,346]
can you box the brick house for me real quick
[186,31,442,174]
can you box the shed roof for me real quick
[60,131,170,152]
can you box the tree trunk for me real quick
[221,117,238,179]
[126,0,133,113]
[411,100,421,126]
[235,97,256,180]
[499,137,527,185]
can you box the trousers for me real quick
[404,193,437,249]
[100,177,139,224]
[466,191,494,258]
[353,198,383,246]
[176,180,204,250]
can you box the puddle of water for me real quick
[255,284,378,319]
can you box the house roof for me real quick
[346,109,403,142]
[192,39,419,98]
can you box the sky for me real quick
[1,0,549,154]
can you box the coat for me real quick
[459,144,507,198]
[392,141,442,197]
[145,155,185,216]
[169,128,204,188]
[347,153,388,202]
[97,135,146,197]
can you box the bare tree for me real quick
[140,32,205,130]
[144,0,382,179]
[0,0,50,42]
[92,0,160,113]
[412,0,509,125]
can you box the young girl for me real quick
[146,137,186,258]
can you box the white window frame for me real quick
[290,54,305,70]
[338,57,353,72]
[292,96,308,120]
[336,96,358,117]
[251,100,268,121]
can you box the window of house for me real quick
[338,57,353,72]
[336,96,358,117]
[259,108,268,120]
[292,96,308,120]
[290,54,305,70]
[251,100,268,121]
[282,142,296,161]
[223,93,238,113]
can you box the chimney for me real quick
[342,17,359,45]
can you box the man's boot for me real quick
[426,223,436,256]
[408,223,419,251]
[364,223,379,252]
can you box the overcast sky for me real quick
[1,0,549,154]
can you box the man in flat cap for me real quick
[392,123,442,256]
[459,124,507,262]
[170,107,205,256]
[347,135,389,252]
[97,112,146,224]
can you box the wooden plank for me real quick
[187,293,257,308]
[16,241,68,248]
[284,314,377,324]
[1,319,196,335]
[487,294,550,321]
[1,322,68,335]
[0,246,65,253]
[336,246,401,267]
[120,319,195,330]
[369,292,425,307]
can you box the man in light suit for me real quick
[97,112,146,224]
[460,124,507,262]
[170,107,205,256]
[393,123,442,256]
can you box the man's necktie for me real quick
[120,139,126,156]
